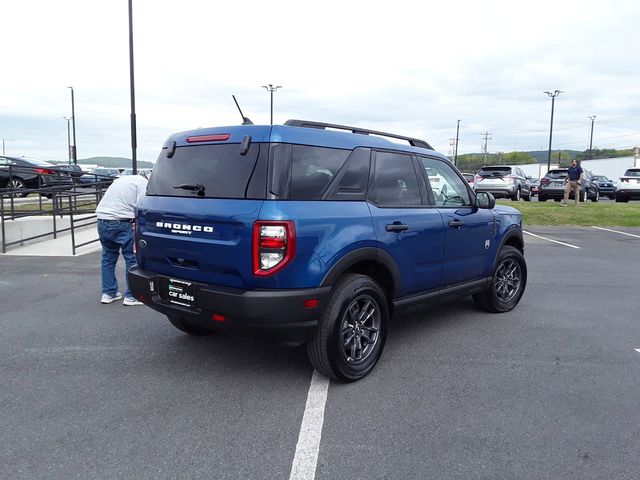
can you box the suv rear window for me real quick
[624,169,640,177]
[147,144,264,199]
[478,166,512,176]
[545,170,568,179]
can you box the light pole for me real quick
[68,86,77,164]
[588,115,596,159]
[453,119,461,166]
[63,117,71,164]
[544,90,563,172]
[128,0,137,174]
[1,138,4,155]
[262,84,282,125]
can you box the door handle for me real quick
[385,222,408,232]
[448,219,464,228]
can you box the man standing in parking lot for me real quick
[96,172,149,305]
[562,159,584,206]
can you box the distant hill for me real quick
[78,157,155,169]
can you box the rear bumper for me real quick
[127,266,331,345]
[616,188,640,199]
[474,185,515,198]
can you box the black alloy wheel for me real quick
[307,274,388,382]
[474,246,527,313]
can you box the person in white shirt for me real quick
[95,172,149,305]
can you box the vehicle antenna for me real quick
[232,95,254,125]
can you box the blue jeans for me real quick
[98,220,136,298]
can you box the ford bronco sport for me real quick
[128,120,527,381]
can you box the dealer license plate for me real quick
[167,278,196,308]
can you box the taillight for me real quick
[621,178,629,183]
[35,168,55,175]
[253,221,296,277]
[186,133,231,143]
[506,174,517,182]
[541,178,551,186]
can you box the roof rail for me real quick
[284,119,433,150]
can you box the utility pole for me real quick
[68,86,78,164]
[449,138,456,158]
[261,84,282,125]
[63,117,71,164]
[453,119,461,166]
[544,90,563,172]
[481,132,492,165]
[128,0,138,174]
[588,115,596,159]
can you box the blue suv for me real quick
[128,120,527,381]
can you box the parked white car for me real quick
[615,168,640,202]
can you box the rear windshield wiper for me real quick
[173,183,205,196]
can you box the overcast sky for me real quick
[2,0,639,163]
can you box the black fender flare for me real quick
[493,228,524,268]
[320,247,402,297]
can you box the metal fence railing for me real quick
[0,169,113,254]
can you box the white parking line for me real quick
[289,370,330,480]
[523,230,581,249]
[592,226,640,239]
[635,349,640,354]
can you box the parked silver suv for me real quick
[473,165,532,201]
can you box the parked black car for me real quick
[0,156,74,197]
[591,175,616,199]
[56,164,86,182]
[538,168,599,202]
[77,168,121,185]
[473,165,532,201]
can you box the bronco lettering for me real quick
[156,221,213,233]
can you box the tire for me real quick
[511,188,521,201]
[609,195,615,200]
[580,189,587,203]
[167,314,215,336]
[538,195,547,202]
[523,193,531,202]
[473,246,527,313]
[591,189,599,202]
[8,178,29,197]
[615,195,628,203]
[307,274,388,382]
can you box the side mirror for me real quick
[526,175,532,180]
[476,191,495,209]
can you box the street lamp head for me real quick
[262,84,283,92]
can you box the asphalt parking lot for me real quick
[1,226,639,479]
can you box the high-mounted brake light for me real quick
[253,221,296,277]
[186,133,231,143]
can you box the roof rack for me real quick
[284,119,433,150]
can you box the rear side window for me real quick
[289,145,350,200]
[370,152,422,206]
[147,143,264,199]
[546,170,568,179]
[478,166,512,176]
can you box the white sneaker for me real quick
[101,292,122,304]
[123,297,144,306]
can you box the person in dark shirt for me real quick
[562,159,584,206]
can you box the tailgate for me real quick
[136,196,263,289]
